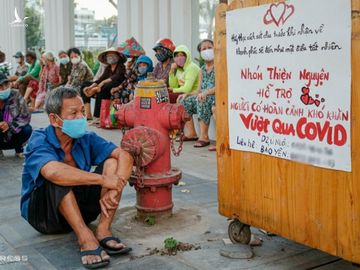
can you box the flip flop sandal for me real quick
[89,120,100,126]
[31,110,44,114]
[80,246,109,269]
[176,135,199,142]
[193,140,210,148]
[99,236,132,256]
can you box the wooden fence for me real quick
[214,0,360,263]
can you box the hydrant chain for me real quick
[170,130,184,157]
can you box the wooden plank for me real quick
[353,0,360,11]
[214,1,232,226]
[315,260,354,270]
[253,250,341,270]
[216,0,360,263]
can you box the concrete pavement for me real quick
[0,112,355,270]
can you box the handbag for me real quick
[99,99,121,129]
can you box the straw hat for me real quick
[98,47,126,64]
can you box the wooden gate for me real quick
[214,0,360,263]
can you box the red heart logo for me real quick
[308,97,315,105]
[301,94,309,105]
[302,87,310,94]
[263,3,295,27]
[314,100,321,107]
[282,4,295,24]
[269,3,286,27]
[263,9,273,25]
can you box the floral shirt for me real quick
[200,65,215,93]
[153,61,172,86]
[67,61,94,90]
[38,64,60,93]
[0,89,30,142]
[59,63,72,85]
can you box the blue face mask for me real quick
[57,115,87,139]
[59,57,70,65]
[0,88,11,100]
[138,66,147,76]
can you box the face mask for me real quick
[71,57,81,65]
[138,66,147,75]
[155,52,169,62]
[59,57,70,65]
[201,49,214,61]
[15,58,22,64]
[174,55,186,67]
[106,56,119,65]
[57,115,87,139]
[0,88,11,100]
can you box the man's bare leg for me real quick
[96,153,133,249]
[58,191,110,266]
[23,87,33,102]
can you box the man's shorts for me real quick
[28,164,104,234]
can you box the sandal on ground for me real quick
[193,140,210,148]
[176,135,198,142]
[89,120,100,126]
[99,236,132,256]
[31,109,44,114]
[80,246,109,269]
[208,145,216,152]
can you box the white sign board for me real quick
[226,0,351,171]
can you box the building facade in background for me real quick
[0,0,217,71]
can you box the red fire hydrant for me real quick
[117,78,189,218]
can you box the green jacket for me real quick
[169,45,200,93]
[19,60,41,81]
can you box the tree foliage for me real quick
[25,4,42,48]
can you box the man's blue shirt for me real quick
[20,125,117,220]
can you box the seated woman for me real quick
[110,70,137,105]
[25,52,60,113]
[58,50,72,86]
[35,52,60,112]
[135,55,153,81]
[152,38,176,85]
[82,48,126,120]
[110,38,146,104]
[65,47,94,91]
[168,45,200,104]
[178,40,216,147]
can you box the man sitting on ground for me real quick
[20,86,133,269]
[8,51,29,82]
[13,51,41,96]
[0,72,32,159]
